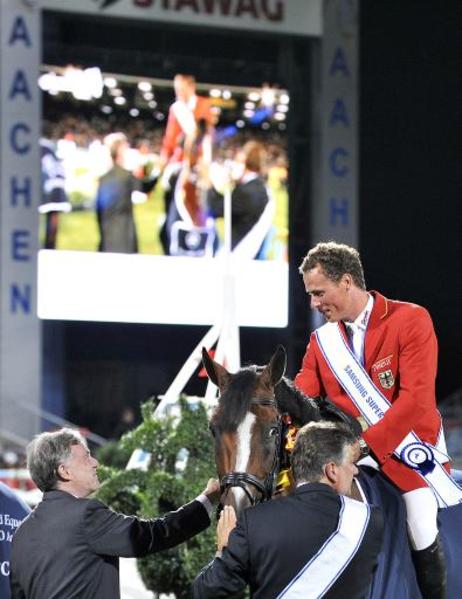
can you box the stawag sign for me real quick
[41,0,322,36]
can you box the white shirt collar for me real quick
[187,94,197,110]
[344,293,374,332]
[240,171,259,184]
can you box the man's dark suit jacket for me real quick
[96,164,156,254]
[207,175,269,250]
[10,489,210,599]
[193,483,384,599]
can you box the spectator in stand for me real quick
[39,121,71,249]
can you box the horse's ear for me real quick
[201,347,230,390]
[261,345,287,387]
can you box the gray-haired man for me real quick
[193,422,383,599]
[10,428,219,599]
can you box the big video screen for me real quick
[37,67,289,327]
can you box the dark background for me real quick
[359,1,462,404]
[42,1,462,437]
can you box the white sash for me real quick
[171,99,197,136]
[316,323,462,508]
[277,496,370,598]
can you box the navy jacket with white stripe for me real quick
[193,482,383,599]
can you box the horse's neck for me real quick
[275,378,321,425]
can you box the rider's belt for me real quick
[315,323,462,508]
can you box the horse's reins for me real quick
[219,397,283,510]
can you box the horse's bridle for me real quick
[219,398,283,509]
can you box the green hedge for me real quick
[96,397,216,598]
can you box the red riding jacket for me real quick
[295,291,448,492]
[161,95,214,163]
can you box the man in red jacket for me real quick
[160,74,214,168]
[159,74,215,252]
[295,241,453,598]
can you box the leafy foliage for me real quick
[96,397,216,598]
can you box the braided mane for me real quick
[274,377,322,426]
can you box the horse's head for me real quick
[202,346,286,515]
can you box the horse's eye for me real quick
[268,426,279,438]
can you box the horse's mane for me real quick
[275,377,322,426]
[213,365,360,435]
[214,366,259,431]
[275,377,363,436]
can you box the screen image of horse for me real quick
[202,346,462,599]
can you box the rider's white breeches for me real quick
[403,487,439,550]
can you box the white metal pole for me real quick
[155,322,221,415]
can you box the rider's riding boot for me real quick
[412,534,447,599]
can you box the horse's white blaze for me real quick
[229,486,247,511]
[235,412,256,471]
[230,412,256,512]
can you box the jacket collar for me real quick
[293,482,338,497]
[368,291,388,324]
[43,489,79,501]
[363,290,389,367]
[343,293,374,334]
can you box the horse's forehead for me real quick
[211,402,277,429]
[226,370,275,402]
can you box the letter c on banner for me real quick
[329,147,349,177]
[10,123,31,154]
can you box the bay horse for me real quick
[202,346,462,599]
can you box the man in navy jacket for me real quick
[193,422,383,598]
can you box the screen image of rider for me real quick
[38,70,290,326]
[41,72,288,262]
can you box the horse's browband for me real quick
[249,398,278,408]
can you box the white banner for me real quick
[41,0,322,37]
[38,251,289,328]
[0,0,41,442]
[314,0,358,245]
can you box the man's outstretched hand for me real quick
[216,505,237,554]
[203,478,221,505]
